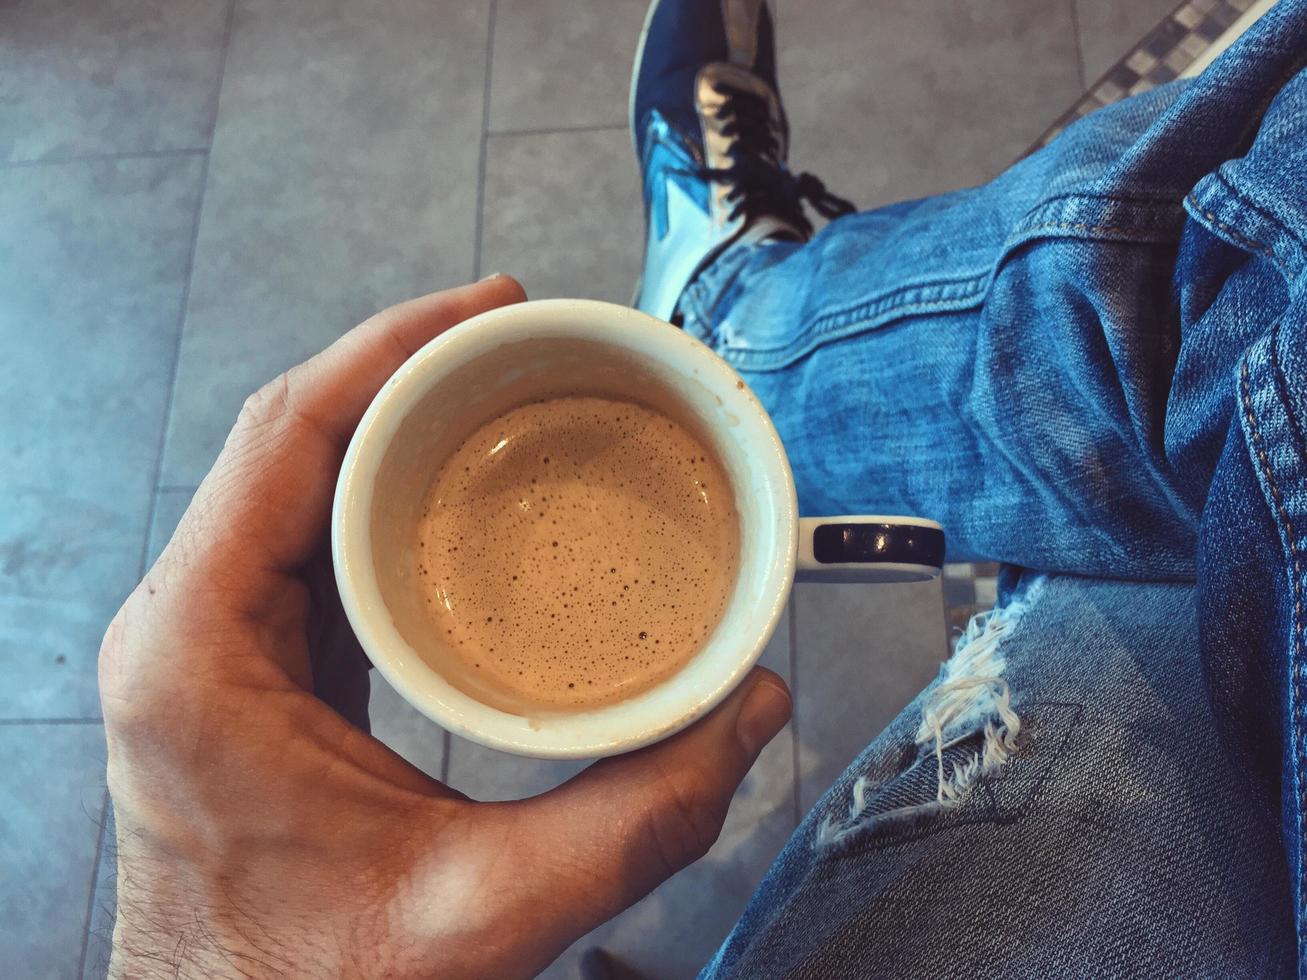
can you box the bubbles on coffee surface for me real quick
[417,397,739,708]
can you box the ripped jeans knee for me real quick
[816,582,1040,849]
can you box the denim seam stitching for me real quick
[1020,219,1163,236]
[810,290,984,336]
[723,298,976,370]
[1013,192,1186,231]
[1027,221,1132,234]
[800,215,1176,345]
[724,279,990,367]
[1213,169,1307,256]
[1240,351,1307,937]
[721,201,1184,370]
[1186,194,1288,275]
[804,274,990,341]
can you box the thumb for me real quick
[516,667,792,941]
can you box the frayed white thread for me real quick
[916,603,1024,804]
[814,597,1029,848]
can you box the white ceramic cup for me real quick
[333,299,943,759]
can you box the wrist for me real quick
[109,835,334,980]
[109,841,435,980]
[111,870,300,980]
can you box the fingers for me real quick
[512,668,793,945]
[167,276,526,600]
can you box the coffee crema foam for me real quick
[417,396,739,709]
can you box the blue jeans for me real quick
[687,4,1307,976]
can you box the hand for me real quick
[99,276,792,980]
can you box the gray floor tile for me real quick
[488,0,650,132]
[160,0,491,486]
[0,0,228,163]
[779,0,1084,212]
[1075,0,1180,84]
[479,128,643,304]
[1,494,194,727]
[0,723,107,980]
[3,491,195,725]
[368,672,448,781]
[792,579,947,814]
[81,803,115,980]
[0,598,109,720]
[0,156,205,718]
[0,158,203,600]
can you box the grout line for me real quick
[0,147,208,171]
[75,788,111,979]
[137,483,164,574]
[788,589,801,828]
[485,121,628,139]
[136,489,164,579]
[1067,0,1088,92]
[133,0,236,585]
[471,0,499,281]
[0,717,103,726]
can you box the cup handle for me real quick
[796,515,945,584]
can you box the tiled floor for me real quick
[1,0,1178,977]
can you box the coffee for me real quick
[416,396,739,710]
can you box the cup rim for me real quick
[332,298,798,758]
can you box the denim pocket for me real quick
[811,585,1085,854]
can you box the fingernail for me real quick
[736,677,791,756]
[478,272,503,282]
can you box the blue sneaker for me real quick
[630,0,854,321]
